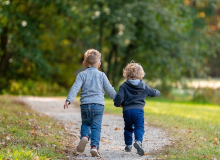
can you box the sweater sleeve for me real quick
[146,85,161,97]
[66,73,83,103]
[103,73,117,99]
[114,85,125,107]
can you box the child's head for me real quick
[123,62,145,80]
[83,49,101,68]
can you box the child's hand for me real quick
[64,101,70,109]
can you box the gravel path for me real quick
[18,96,171,160]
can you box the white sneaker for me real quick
[76,136,88,152]
[90,147,100,157]
[134,141,145,156]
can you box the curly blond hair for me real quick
[123,62,145,80]
[84,49,101,67]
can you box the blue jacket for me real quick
[114,80,160,111]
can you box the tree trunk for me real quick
[0,26,10,77]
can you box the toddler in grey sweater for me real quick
[64,49,116,157]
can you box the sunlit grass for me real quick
[104,98,220,159]
[0,96,77,159]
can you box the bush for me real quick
[1,79,67,96]
[192,87,220,104]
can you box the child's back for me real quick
[64,49,116,157]
[113,62,160,156]
[67,67,115,105]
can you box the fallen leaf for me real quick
[214,137,218,141]
[115,127,120,130]
[31,130,35,135]
[213,142,218,145]
[144,153,149,155]
[33,156,39,160]
[101,139,105,142]
[6,136,11,141]
[188,131,192,133]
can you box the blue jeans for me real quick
[80,104,104,149]
[123,109,145,145]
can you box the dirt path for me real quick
[18,96,171,160]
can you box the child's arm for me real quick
[64,74,83,109]
[146,84,161,97]
[114,86,124,107]
[102,73,117,99]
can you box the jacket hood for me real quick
[124,80,145,95]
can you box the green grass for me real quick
[0,96,77,159]
[104,97,220,160]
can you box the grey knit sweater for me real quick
[66,67,116,105]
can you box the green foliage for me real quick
[0,0,81,90]
[1,0,220,92]
[192,87,220,104]
[73,0,220,86]
[1,80,67,96]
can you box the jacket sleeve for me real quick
[146,85,161,97]
[66,74,83,103]
[103,73,117,99]
[114,85,125,107]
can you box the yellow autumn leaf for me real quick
[31,130,35,135]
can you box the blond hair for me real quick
[123,62,145,80]
[84,49,101,67]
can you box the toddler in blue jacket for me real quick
[114,62,160,156]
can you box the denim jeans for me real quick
[80,104,104,149]
[123,109,145,145]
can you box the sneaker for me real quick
[90,146,100,157]
[76,136,89,152]
[134,141,145,156]
[125,145,132,152]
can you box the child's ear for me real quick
[83,61,87,67]
[98,62,101,68]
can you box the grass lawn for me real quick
[104,97,220,160]
[0,96,77,159]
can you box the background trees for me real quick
[0,0,220,94]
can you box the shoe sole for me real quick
[134,142,145,156]
[90,149,100,157]
[76,137,88,152]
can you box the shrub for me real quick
[1,79,67,96]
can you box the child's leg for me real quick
[77,105,91,152]
[80,105,91,138]
[123,110,134,146]
[90,104,104,150]
[130,109,145,156]
[133,109,145,142]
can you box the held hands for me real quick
[64,101,70,109]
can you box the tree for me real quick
[72,0,220,87]
[0,0,82,90]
